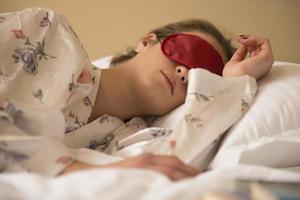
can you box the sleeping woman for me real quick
[0,8,273,181]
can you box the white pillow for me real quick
[210,61,300,169]
[92,55,113,68]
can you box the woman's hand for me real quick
[223,35,274,79]
[60,153,200,181]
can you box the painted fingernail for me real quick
[239,35,248,39]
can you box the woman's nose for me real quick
[175,65,188,83]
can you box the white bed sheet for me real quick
[1,164,300,200]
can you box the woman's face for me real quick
[129,31,227,116]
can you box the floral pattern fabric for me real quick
[0,8,102,176]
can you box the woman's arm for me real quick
[60,153,200,181]
[222,35,274,79]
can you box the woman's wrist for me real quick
[59,161,99,175]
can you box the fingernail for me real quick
[239,35,248,39]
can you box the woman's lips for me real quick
[160,70,175,95]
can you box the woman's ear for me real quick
[135,33,158,53]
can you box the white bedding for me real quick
[1,58,300,198]
[1,165,300,200]
[93,57,300,172]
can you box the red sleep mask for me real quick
[161,33,224,76]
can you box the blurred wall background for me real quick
[1,0,299,63]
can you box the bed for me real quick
[1,57,300,199]
[1,8,300,199]
[5,60,300,199]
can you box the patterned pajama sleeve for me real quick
[0,100,74,176]
[0,8,94,176]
